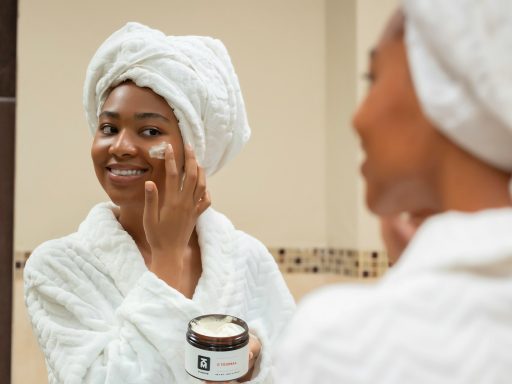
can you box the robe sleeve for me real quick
[239,237,296,384]
[24,244,202,384]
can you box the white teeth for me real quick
[110,168,145,176]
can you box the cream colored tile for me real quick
[12,277,48,384]
[283,273,376,302]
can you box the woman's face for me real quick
[352,11,443,216]
[91,81,184,209]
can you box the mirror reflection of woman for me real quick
[24,22,295,384]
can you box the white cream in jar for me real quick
[185,314,249,382]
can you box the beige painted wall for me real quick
[325,0,359,249]
[15,0,398,253]
[16,0,327,251]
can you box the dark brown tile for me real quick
[0,1,16,376]
[0,0,17,97]
[0,100,14,384]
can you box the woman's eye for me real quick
[100,125,118,135]
[141,128,161,137]
[362,71,376,84]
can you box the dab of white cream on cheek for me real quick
[148,142,168,159]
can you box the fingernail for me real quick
[185,143,194,152]
[167,144,174,153]
[249,352,254,360]
[145,181,154,192]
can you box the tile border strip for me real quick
[14,248,390,278]
[268,247,389,278]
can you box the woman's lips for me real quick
[106,165,149,184]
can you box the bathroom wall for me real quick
[15,0,398,253]
[13,0,399,382]
[15,0,328,251]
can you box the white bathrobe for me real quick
[275,208,512,383]
[24,202,295,384]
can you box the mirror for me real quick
[13,1,398,382]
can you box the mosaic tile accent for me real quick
[13,250,30,279]
[14,248,390,279]
[268,247,390,278]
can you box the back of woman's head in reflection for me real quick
[353,4,512,220]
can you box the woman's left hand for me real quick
[204,334,261,384]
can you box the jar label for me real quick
[185,342,249,381]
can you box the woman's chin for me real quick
[107,191,144,209]
[366,189,400,217]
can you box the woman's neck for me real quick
[437,142,512,212]
[117,204,152,263]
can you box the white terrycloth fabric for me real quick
[24,203,295,384]
[275,208,512,383]
[404,0,512,172]
[83,22,251,176]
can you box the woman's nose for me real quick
[108,130,137,157]
[352,96,371,140]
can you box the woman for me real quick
[24,22,295,384]
[275,0,512,382]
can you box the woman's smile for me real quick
[106,163,150,185]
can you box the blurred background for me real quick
[13,0,398,382]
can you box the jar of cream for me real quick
[185,314,249,382]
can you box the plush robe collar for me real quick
[77,202,237,309]
[389,208,512,279]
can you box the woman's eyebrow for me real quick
[99,111,120,119]
[98,111,170,122]
[134,112,170,122]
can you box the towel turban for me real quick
[404,0,512,172]
[83,22,250,176]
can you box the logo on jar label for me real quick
[198,355,210,371]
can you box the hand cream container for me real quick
[185,314,249,382]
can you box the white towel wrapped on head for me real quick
[404,0,512,172]
[83,22,250,176]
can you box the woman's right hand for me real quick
[204,334,261,384]
[143,144,211,287]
